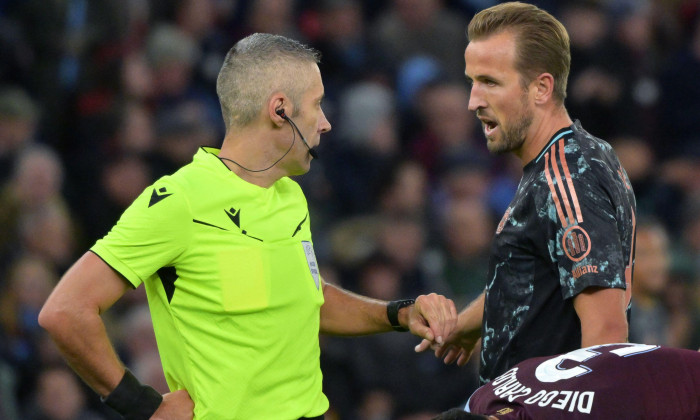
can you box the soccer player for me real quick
[432,343,700,419]
[417,2,636,384]
[39,33,457,420]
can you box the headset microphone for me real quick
[276,109,319,159]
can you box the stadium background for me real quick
[0,0,699,419]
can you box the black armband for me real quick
[387,299,415,332]
[101,369,163,420]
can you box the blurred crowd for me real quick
[1,0,699,419]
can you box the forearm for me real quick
[457,291,485,337]
[319,282,395,335]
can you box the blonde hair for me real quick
[468,2,570,103]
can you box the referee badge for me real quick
[302,241,320,289]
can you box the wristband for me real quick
[101,369,163,420]
[387,299,415,332]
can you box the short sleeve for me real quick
[545,153,628,300]
[91,178,191,288]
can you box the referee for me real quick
[39,33,457,420]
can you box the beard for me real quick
[486,94,533,155]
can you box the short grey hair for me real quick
[216,33,321,131]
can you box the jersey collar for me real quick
[532,123,575,165]
[195,147,278,193]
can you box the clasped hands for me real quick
[411,294,480,367]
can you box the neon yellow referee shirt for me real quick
[92,147,327,419]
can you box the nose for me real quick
[468,84,486,112]
[319,109,331,133]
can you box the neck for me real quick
[218,132,285,189]
[517,105,573,166]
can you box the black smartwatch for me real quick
[386,299,415,332]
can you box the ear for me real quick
[533,72,555,105]
[268,93,290,126]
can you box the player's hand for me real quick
[407,293,457,346]
[415,326,480,367]
[151,389,194,420]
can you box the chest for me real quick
[166,188,321,313]
[493,172,554,259]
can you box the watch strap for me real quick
[386,299,415,332]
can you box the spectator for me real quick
[80,154,152,244]
[0,256,58,408]
[657,14,700,158]
[23,365,106,420]
[409,81,486,180]
[612,135,685,235]
[324,81,400,217]
[0,86,39,184]
[629,219,675,345]
[562,1,625,140]
[311,0,375,96]
[370,0,468,80]
[0,145,70,270]
[433,198,493,306]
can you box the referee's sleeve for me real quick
[91,178,192,288]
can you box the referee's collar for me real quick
[195,146,278,192]
[197,146,230,174]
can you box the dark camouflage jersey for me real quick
[467,343,700,419]
[480,121,636,384]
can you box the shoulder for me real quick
[541,124,621,191]
[118,177,192,233]
[157,153,231,205]
[568,123,620,171]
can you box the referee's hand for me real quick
[152,389,194,420]
[408,293,458,346]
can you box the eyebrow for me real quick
[469,74,499,84]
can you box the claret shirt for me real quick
[481,121,637,383]
[467,343,700,419]
[92,147,327,419]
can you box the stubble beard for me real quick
[486,94,533,155]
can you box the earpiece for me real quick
[275,107,319,159]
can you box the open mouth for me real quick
[481,118,499,136]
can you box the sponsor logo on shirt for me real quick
[572,264,598,279]
[562,225,591,261]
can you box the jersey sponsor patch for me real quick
[302,241,320,289]
[572,264,598,279]
[562,225,591,261]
